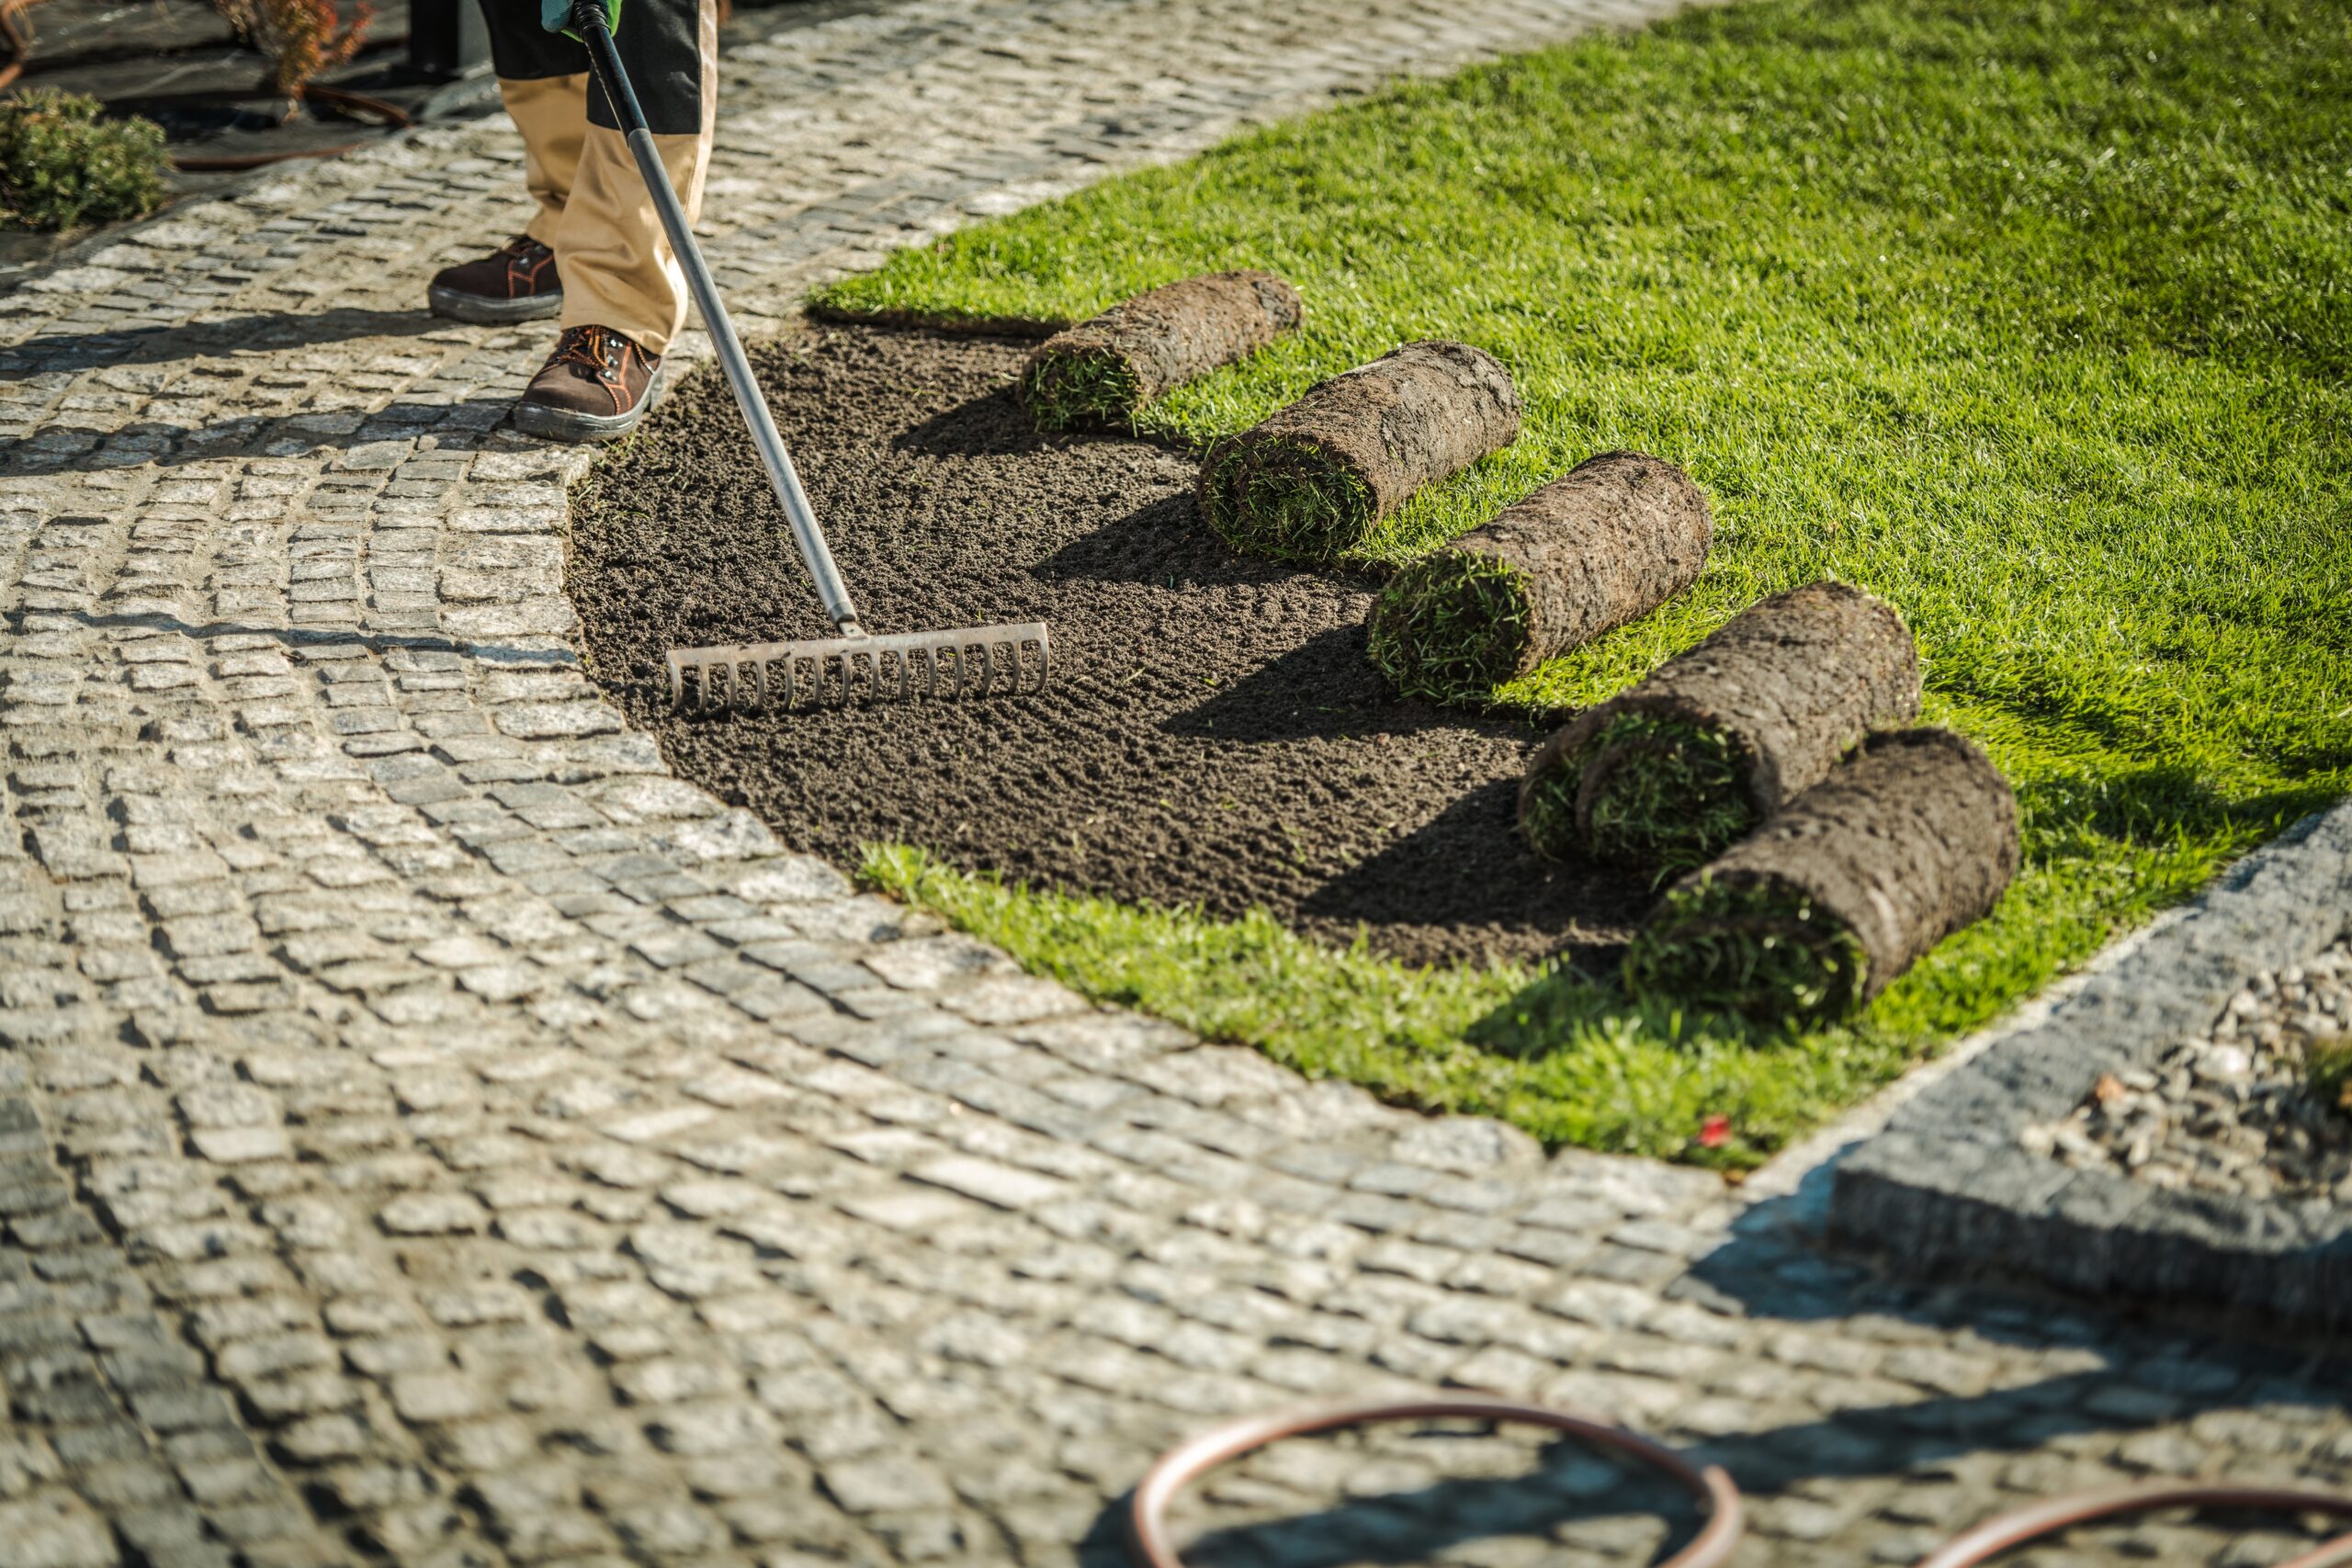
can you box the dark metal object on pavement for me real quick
[408,0,493,80]
[1130,1401,2352,1568]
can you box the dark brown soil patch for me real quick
[569,323,1645,966]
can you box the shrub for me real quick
[213,0,374,97]
[0,92,169,233]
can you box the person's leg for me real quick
[514,0,716,441]
[500,77,591,250]
[552,0,717,356]
[426,3,589,322]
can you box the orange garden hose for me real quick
[1129,1399,2352,1568]
[1128,1397,1745,1568]
[1917,1483,2352,1568]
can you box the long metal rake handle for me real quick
[573,0,865,637]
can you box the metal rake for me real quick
[575,0,1051,716]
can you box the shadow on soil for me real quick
[1160,627,1467,744]
[1301,778,1634,942]
[1036,491,1300,593]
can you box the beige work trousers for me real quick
[495,3,717,356]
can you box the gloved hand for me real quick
[543,0,620,39]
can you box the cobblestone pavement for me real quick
[3,1,2350,1564]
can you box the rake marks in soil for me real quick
[571,324,1643,966]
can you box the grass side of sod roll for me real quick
[1623,875,1872,1024]
[1198,435,1375,558]
[1367,550,1532,703]
[820,0,2352,1167]
[1018,346,1144,430]
[1523,711,1758,875]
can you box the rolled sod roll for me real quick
[1017,269,1303,431]
[1198,339,1521,562]
[1623,728,2019,1021]
[1517,580,1921,874]
[1366,450,1713,703]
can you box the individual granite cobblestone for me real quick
[3,0,2352,1564]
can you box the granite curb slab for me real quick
[1830,798,2352,1328]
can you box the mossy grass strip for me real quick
[863,827,2234,1170]
[1368,552,1532,704]
[1522,711,1758,874]
[1201,437,1374,560]
[1017,346,1144,431]
[1623,874,1871,1024]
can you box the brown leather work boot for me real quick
[428,235,562,324]
[514,324,662,444]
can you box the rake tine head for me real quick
[664,622,1050,716]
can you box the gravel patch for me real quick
[2024,935,2352,1201]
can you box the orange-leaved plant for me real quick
[214,0,375,98]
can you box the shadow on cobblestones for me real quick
[0,307,442,376]
[7,0,2351,1557]
[62,611,572,664]
[1122,1455,1697,1567]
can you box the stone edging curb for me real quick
[1828,798,2352,1329]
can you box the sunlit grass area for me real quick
[821,0,2352,1166]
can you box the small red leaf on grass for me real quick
[1698,1114,1732,1149]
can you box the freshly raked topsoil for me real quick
[571,324,1643,966]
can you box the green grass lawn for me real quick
[817,0,2352,1168]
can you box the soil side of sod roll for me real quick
[570,323,1645,967]
[1016,269,1302,431]
[1368,450,1713,704]
[1623,728,2020,1021]
[1519,580,1922,875]
[1198,338,1521,563]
